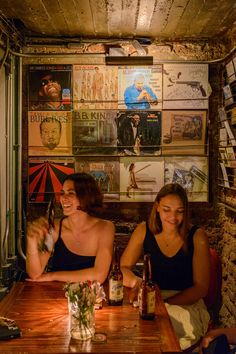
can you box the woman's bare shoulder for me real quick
[131,221,146,239]
[134,221,146,232]
[193,226,209,246]
[96,218,115,232]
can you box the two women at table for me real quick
[26,172,115,284]
[27,178,210,350]
[120,183,211,350]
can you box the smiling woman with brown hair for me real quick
[26,172,115,284]
[121,183,211,350]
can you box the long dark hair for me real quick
[148,183,189,250]
[63,172,104,216]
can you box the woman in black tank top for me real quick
[26,172,115,284]
[120,183,211,350]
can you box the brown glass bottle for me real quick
[139,254,156,320]
[108,245,123,306]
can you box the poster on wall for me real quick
[75,157,120,201]
[120,157,164,202]
[73,65,118,110]
[162,110,207,155]
[118,65,162,110]
[28,111,72,156]
[164,157,208,202]
[28,158,75,202]
[116,110,161,155]
[163,64,209,109]
[72,110,117,155]
[28,65,72,111]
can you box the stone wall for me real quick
[218,210,236,327]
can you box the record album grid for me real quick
[27,64,209,203]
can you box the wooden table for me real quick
[0,282,181,353]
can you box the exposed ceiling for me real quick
[0,0,236,47]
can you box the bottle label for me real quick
[109,279,123,301]
[147,290,155,313]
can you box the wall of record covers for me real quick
[26,63,210,204]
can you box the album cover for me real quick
[73,65,118,110]
[219,163,230,188]
[164,157,208,202]
[72,110,117,155]
[28,65,72,111]
[118,65,162,110]
[116,110,161,156]
[226,60,236,84]
[75,157,120,201]
[28,158,75,202]
[120,157,164,202]
[28,111,72,156]
[223,84,234,106]
[162,110,206,155]
[163,63,209,109]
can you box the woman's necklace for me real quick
[160,234,178,248]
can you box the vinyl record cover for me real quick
[162,110,207,155]
[28,65,72,111]
[28,111,72,156]
[28,158,75,202]
[75,157,120,201]
[72,110,117,155]
[163,64,209,109]
[118,65,162,110]
[116,110,161,156]
[73,65,118,110]
[120,157,164,202]
[164,157,208,202]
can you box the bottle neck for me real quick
[112,246,120,269]
[143,254,151,281]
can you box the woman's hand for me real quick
[27,217,50,252]
[199,334,216,353]
[128,277,142,304]
[26,272,54,282]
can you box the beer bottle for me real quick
[139,254,156,320]
[108,245,123,306]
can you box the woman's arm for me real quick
[30,220,115,284]
[199,327,236,353]
[26,217,59,279]
[120,222,146,288]
[166,228,211,306]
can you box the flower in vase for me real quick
[64,280,106,340]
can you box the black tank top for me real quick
[49,218,96,271]
[143,223,199,290]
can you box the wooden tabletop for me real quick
[0,281,181,353]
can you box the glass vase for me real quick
[69,301,95,340]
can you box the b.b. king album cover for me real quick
[72,110,117,155]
